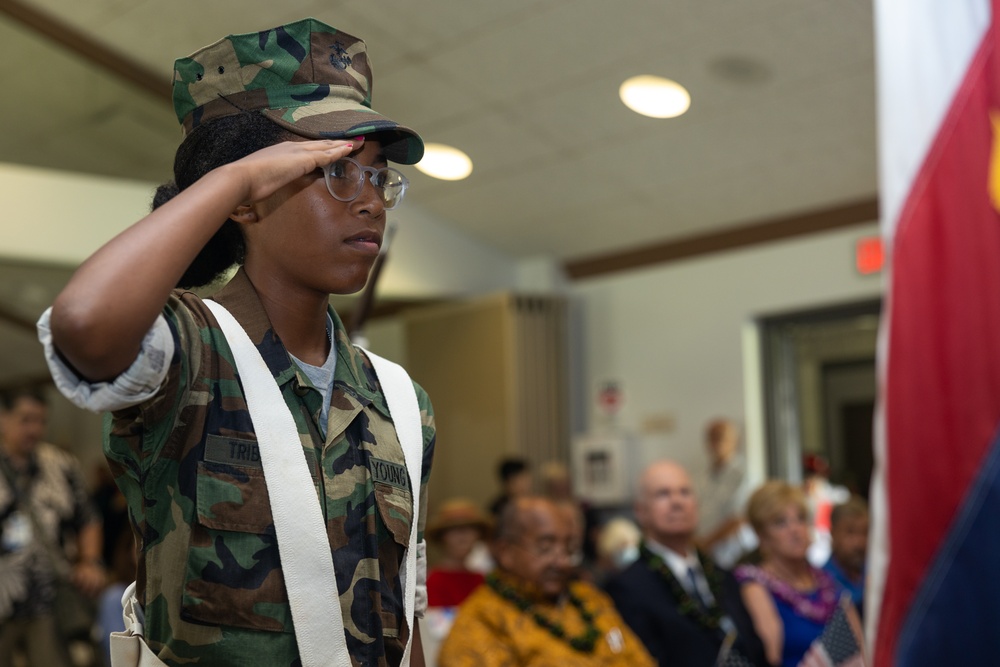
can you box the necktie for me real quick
[686,566,708,610]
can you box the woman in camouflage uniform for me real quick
[39,18,434,667]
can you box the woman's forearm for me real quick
[49,165,250,381]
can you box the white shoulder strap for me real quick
[114,304,423,667]
[204,300,348,667]
[360,348,424,664]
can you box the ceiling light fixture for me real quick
[414,143,473,181]
[619,75,691,118]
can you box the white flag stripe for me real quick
[875,0,989,238]
[866,362,889,648]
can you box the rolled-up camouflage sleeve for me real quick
[37,307,175,413]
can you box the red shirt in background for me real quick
[427,569,485,607]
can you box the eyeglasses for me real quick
[322,157,408,210]
[513,537,581,563]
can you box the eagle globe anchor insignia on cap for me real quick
[330,42,352,70]
[171,17,424,165]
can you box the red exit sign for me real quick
[856,236,884,275]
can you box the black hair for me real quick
[154,111,288,289]
[0,386,47,411]
[830,495,869,529]
[498,457,529,483]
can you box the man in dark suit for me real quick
[605,461,768,666]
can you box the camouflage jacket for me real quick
[104,270,435,666]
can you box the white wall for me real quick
[382,206,517,297]
[1,162,155,266]
[569,223,884,488]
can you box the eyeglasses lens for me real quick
[325,159,408,210]
[377,170,407,210]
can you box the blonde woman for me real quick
[735,481,857,667]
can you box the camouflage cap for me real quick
[172,18,423,164]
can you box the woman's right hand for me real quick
[220,138,358,204]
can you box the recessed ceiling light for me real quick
[415,143,473,181]
[619,75,691,118]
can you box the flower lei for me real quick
[639,542,727,629]
[486,573,602,653]
[733,564,839,623]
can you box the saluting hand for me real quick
[221,138,360,204]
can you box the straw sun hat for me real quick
[426,499,491,542]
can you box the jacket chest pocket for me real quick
[370,457,413,547]
[194,461,274,532]
[182,460,292,633]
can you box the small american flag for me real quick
[714,624,758,667]
[798,596,866,667]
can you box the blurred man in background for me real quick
[0,387,104,667]
[607,460,766,666]
[694,419,754,567]
[823,496,869,618]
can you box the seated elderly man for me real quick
[438,497,653,667]
[605,461,767,667]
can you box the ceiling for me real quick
[0,0,878,387]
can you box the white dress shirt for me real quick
[645,538,716,606]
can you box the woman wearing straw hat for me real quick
[39,18,433,667]
[427,500,491,608]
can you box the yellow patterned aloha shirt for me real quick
[438,574,655,667]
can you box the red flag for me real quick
[870,0,1000,664]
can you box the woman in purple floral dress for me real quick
[735,481,857,667]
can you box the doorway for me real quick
[760,300,880,494]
